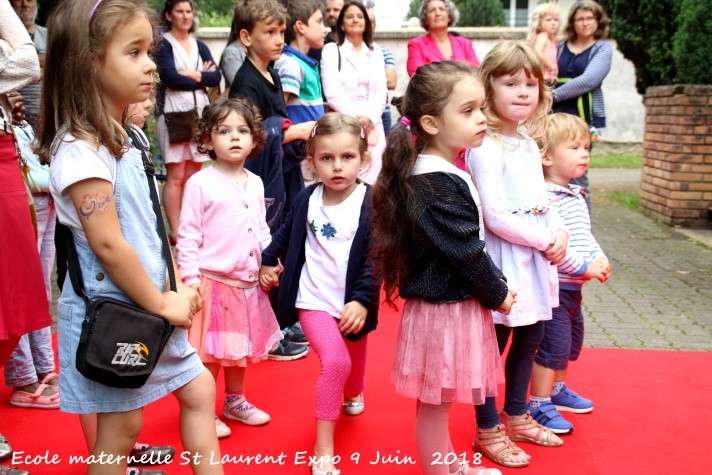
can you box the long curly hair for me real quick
[372,60,479,308]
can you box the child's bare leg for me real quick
[204,362,221,382]
[314,418,337,472]
[89,409,142,475]
[80,413,98,453]
[530,362,556,398]
[174,369,223,474]
[553,368,567,384]
[224,366,245,393]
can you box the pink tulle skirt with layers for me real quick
[188,276,282,367]
[392,298,503,405]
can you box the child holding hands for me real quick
[176,98,284,438]
[260,113,380,475]
[466,42,568,461]
[528,113,611,433]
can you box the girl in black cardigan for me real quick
[371,61,524,474]
[260,113,379,475]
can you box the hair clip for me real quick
[400,116,411,129]
[359,127,365,139]
[310,124,318,138]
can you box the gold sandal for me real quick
[472,423,530,468]
[501,411,563,447]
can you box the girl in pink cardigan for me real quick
[176,98,284,439]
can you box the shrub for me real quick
[672,0,712,85]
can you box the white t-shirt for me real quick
[49,133,117,241]
[295,183,367,317]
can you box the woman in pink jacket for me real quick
[407,0,479,77]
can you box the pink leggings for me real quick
[299,309,368,421]
[416,401,464,474]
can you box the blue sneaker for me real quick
[551,385,594,413]
[283,322,309,345]
[267,340,309,361]
[527,402,573,434]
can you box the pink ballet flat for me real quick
[9,382,59,409]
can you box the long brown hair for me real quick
[35,0,158,164]
[372,60,479,307]
[335,1,373,49]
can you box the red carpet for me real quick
[2,301,711,474]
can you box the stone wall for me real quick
[640,85,712,228]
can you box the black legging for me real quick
[495,322,545,416]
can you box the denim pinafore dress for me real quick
[55,133,204,414]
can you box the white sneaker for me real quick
[223,398,270,426]
[215,415,231,438]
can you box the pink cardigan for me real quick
[406,33,480,77]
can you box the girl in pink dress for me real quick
[372,60,523,474]
[176,98,283,439]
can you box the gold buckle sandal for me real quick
[502,411,564,447]
[472,423,530,468]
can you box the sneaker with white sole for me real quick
[283,322,309,345]
[551,385,594,414]
[215,416,231,439]
[223,398,270,426]
[268,340,309,361]
[527,402,573,434]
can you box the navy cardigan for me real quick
[261,183,380,341]
[155,38,222,116]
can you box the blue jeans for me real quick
[4,195,56,388]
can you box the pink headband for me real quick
[89,0,104,20]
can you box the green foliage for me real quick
[672,0,712,85]
[589,154,642,169]
[598,0,680,95]
[406,0,505,27]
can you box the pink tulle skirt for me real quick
[392,298,503,405]
[188,276,282,367]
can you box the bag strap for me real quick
[556,77,594,125]
[65,127,176,306]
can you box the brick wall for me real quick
[640,85,712,227]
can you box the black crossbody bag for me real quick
[64,127,175,388]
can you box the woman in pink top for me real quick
[406,0,479,77]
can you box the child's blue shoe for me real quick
[527,402,573,434]
[551,385,594,413]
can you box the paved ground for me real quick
[49,168,712,351]
[583,168,712,351]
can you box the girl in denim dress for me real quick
[35,1,222,473]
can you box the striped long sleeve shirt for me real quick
[547,183,606,290]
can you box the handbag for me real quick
[164,54,200,143]
[164,92,198,144]
[65,127,176,388]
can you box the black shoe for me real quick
[128,444,175,466]
[126,469,166,475]
[0,466,30,475]
[283,322,309,345]
[0,434,12,462]
[267,340,309,361]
